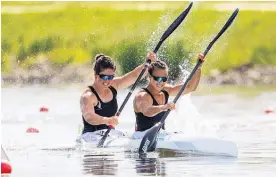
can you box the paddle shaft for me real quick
[138,8,239,153]
[97,61,150,146]
[109,1,194,119]
[159,59,203,127]
[97,36,176,147]
[114,45,161,118]
[97,32,185,147]
[160,8,239,130]
[100,37,168,132]
[97,3,194,148]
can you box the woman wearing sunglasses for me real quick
[80,52,157,135]
[133,60,201,132]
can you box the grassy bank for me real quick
[2,2,276,78]
[194,85,276,97]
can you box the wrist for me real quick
[102,117,109,125]
[145,58,152,65]
[160,105,167,111]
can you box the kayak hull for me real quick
[76,130,238,157]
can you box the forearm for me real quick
[143,105,165,117]
[83,112,107,125]
[132,63,147,78]
[114,63,146,89]
[187,67,201,91]
[167,68,202,96]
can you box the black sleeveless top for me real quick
[135,88,169,131]
[82,86,118,134]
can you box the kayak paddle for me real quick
[97,2,194,148]
[138,8,239,153]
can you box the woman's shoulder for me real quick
[134,90,151,101]
[81,88,97,101]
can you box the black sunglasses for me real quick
[151,75,168,83]
[99,74,115,80]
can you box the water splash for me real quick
[146,10,173,56]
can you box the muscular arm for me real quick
[80,90,109,125]
[134,93,166,117]
[112,63,147,90]
[164,67,201,96]
[112,52,157,90]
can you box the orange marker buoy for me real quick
[1,161,12,174]
[26,127,39,133]
[40,106,49,112]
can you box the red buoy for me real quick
[265,109,273,114]
[1,161,12,174]
[26,127,39,133]
[40,106,49,112]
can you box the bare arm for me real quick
[112,52,157,90]
[112,64,146,90]
[80,90,115,126]
[134,93,171,117]
[164,67,201,96]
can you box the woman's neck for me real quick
[92,82,109,94]
[147,84,161,95]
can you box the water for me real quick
[1,86,276,177]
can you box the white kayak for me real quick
[1,145,10,161]
[76,129,238,157]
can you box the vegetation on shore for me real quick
[194,85,276,97]
[2,2,276,79]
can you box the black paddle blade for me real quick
[138,8,240,154]
[154,2,193,53]
[203,8,239,56]
[138,123,162,153]
[97,4,193,148]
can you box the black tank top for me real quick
[82,86,118,134]
[135,88,169,131]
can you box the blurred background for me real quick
[1,1,276,93]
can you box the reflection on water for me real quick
[82,152,167,176]
[81,150,237,176]
[135,157,166,176]
[82,154,120,175]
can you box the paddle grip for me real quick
[198,54,205,62]
[108,111,121,129]
[146,59,152,65]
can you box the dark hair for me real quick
[148,60,168,75]
[94,54,116,74]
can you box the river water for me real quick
[1,86,276,177]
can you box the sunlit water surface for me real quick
[1,86,276,177]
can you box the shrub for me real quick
[48,48,90,67]
[158,40,192,81]
[115,40,147,75]
[28,36,60,56]
[1,39,11,53]
[251,45,276,65]
[2,3,276,78]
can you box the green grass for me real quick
[194,85,276,97]
[2,2,276,77]
[1,1,55,6]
